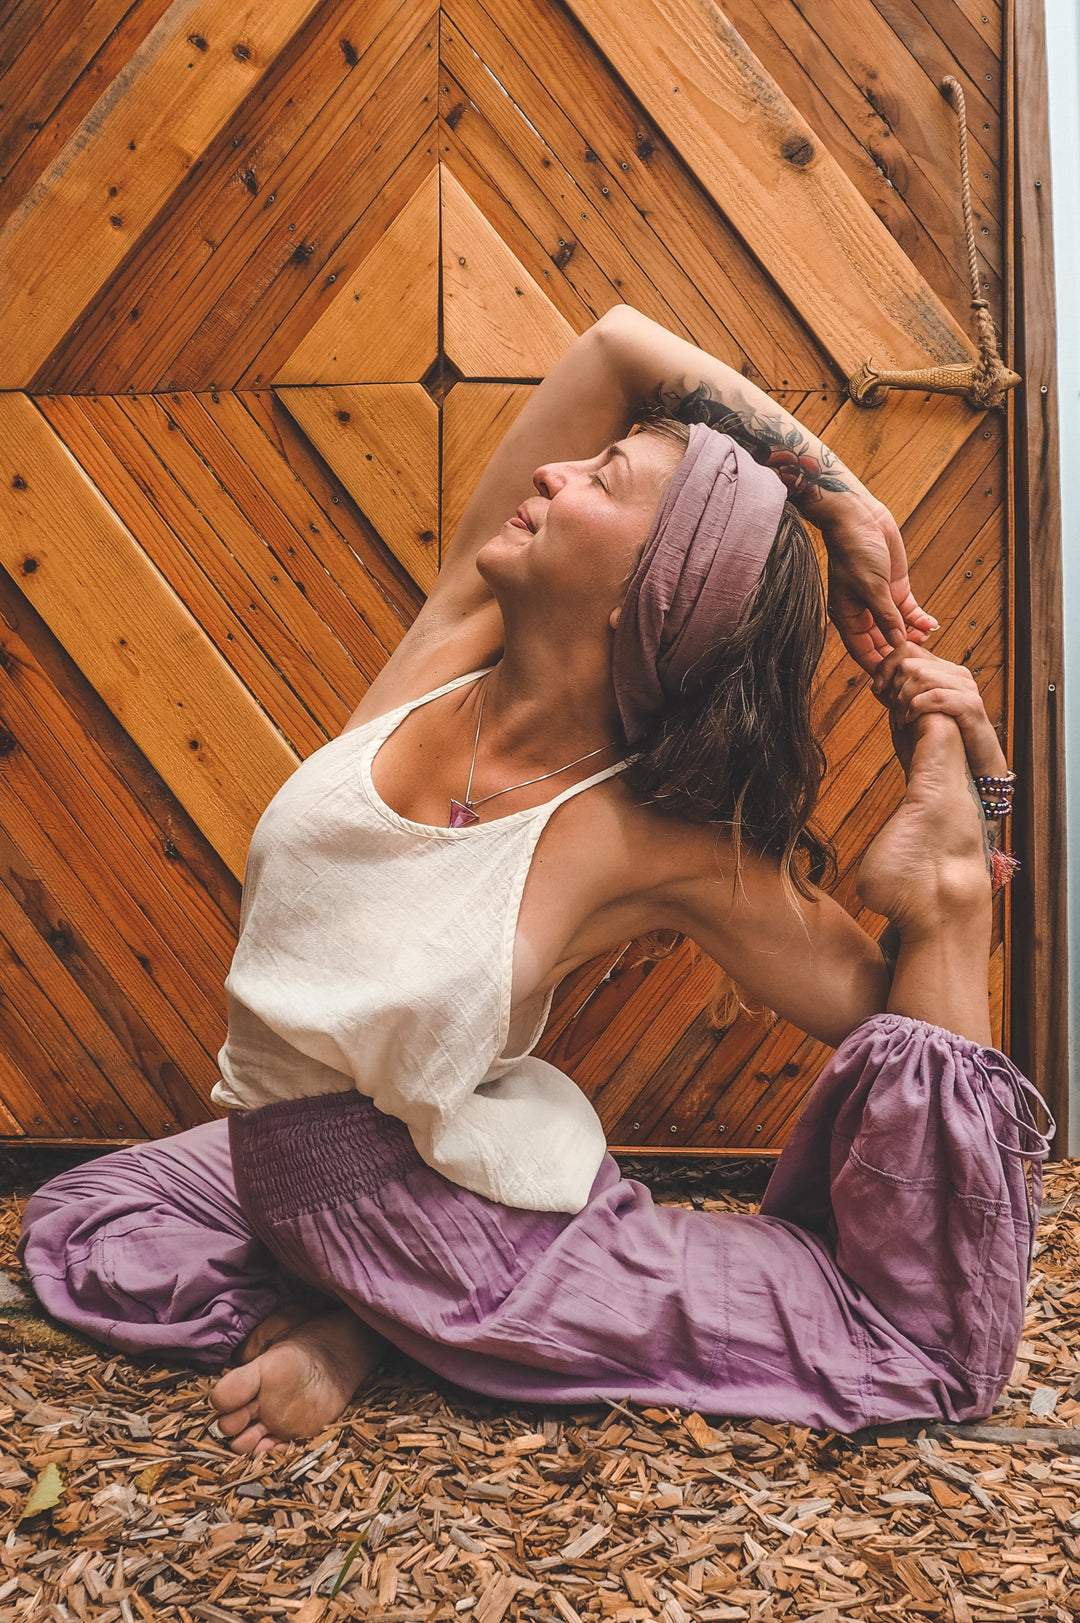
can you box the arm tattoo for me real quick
[653,376,852,506]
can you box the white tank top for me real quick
[211,669,628,1213]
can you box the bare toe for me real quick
[229,1421,272,1455]
[212,1360,260,1417]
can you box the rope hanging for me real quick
[847,76,1020,410]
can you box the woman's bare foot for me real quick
[238,1305,315,1363]
[856,712,991,936]
[211,1308,385,1454]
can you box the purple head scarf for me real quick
[612,423,787,744]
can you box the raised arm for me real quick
[658,829,892,1049]
[595,305,937,669]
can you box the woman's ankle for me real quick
[887,903,993,1046]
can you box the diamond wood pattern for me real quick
[0,0,1011,1147]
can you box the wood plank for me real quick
[442,382,533,551]
[0,785,217,1129]
[599,995,774,1145]
[37,394,341,754]
[909,0,1002,111]
[443,0,835,389]
[552,946,719,1096]
[0,570,241,1004]
[0,0,176,234]
[439,95,618,336]
[0,0,135,190]
[735,0,1003,237]
[0,1057,30,1137]
[812,415,1004,714]
[0,816,209,1137]
[277,383,440,592]
[716,1031,832,1147]
[0,915,88,1137]
[276,165,438,385]
[0,0,324,385]
[952,0,1001,40]
[722,0,999,314]
[441,166,576,377]
[870,0,1000,162]
[114,392,365,727]
[825,391,982,529]
[153,392,409,683]
[236,389,425,624]
[0,0,65,88]
[165,15,438,391]
[48,0,436,395]
[561,0,974,374]
[245,123,438,389]
[0,393,296,881]
[31,0,410,390]
[0,677,232,1057]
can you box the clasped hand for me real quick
[816,491,937,673]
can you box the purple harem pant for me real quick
[18,1015,1051,1434]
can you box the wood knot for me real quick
[340,39,359,67]
[782,135,815,167]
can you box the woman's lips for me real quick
[508,515,529,530]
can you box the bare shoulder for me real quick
[595,783,809,943]
[548,775,741,918]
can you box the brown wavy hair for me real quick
[622,414,834,901]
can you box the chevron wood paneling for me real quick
[278,384,441,591]
[0,0,1013,1148]
[441,167,576,377]
[276,168,440,386]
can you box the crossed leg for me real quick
[210,713,1000,1453]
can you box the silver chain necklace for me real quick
[449,678,616,828]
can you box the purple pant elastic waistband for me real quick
[229,1090,423,1227]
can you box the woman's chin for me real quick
[476,528,532,579]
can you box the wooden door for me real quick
[0,0,1015,1150]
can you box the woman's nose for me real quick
[533,459,582,498]
[532,463,560,498]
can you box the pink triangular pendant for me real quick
[449,799,480,828]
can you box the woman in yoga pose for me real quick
[19,307,1047,1451]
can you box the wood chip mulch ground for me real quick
[2,1158,1080,1622]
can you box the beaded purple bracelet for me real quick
[973,770,1016,819]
